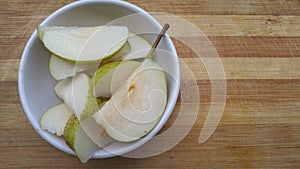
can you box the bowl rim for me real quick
[18,0,180,158]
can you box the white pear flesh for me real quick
[40,103,73,136]
[37,26,83,41]
[54,73,98,120]
[102,41,131,64]
[80,117,113,148]
[92,61,141,98]
[42,26,129,62]
[64,115,100,163]
[49,54,99,81]
[121,33,151,60]
[93,58,167,142]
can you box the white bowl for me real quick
[18,0,180,158]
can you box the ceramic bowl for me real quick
[18,0,180,158]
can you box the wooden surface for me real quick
[1,0,300,168]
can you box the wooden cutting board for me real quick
[0,0,299,168]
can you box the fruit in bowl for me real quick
[18,0,180,163]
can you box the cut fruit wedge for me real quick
[80,117,113,148]
[54,73,98,120]
[64,115,99,163]
[120,33,151,60]
[92,61,141,98]
[93,24,170,142]
[93,58,167,142]
[40,103,73,136]
[49,54,99,81]
[101,41,131,64]
[42,26,129,62]
[37,26,83,41]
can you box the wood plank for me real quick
[173,36,300,58]
[1,101,299,168]
[1,14,300,59]
[4,57,300,83]
[0,14,300,59]
[0,1,72,18]
[208,36,300,58]
[2,78,299,168]
[153,14,300,36]
[0,1,73,60]
[2,147,299,169]
[178,79,300,126]
[2,15,299,40]
[127,0,300,16]
[3,36,299,60]
[181,57,300,80]
[1,124,299,168]
[0,104,28,129]
[0,59,19,81]
[5,79,299,129]
[1,145,299,168]
[4,79,300,131]
[0,81,19,104]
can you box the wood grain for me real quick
[154,15,300,36]
[1,57,299,83]
[127,0,300,16]
[0,0,300,169]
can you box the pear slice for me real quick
[80,116,113,148]
[93,24,170,142]
[54,73,98,120]
[49,54,99,81]
[49,42,131,81]
[40,103,73,136]
[38,26,61,40]
[101,41,131,64]
[64,115,98,163]
[37,26,83,41]
[64,114,113,163]
[42,26,129,62]
[92,61,141,98]
[93,58,167,142]
[105,33,152,62]
[121,33,151,60]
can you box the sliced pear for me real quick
[93,24,170,142]
[49,54,99,81]
[64,114,113,163]
[42,26,129,62]
[120,33,151,60]
[37,26,60,40]
[37,26,83,41]
[64,115,99,163]
[40,103,73,136]
[92,61,141,98]
[49,42,132,81]
[54,73,98,120]
[101,41,131,64]
[80,116,113,148]
[93,58,167,142]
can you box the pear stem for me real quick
[147,23,170,59]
